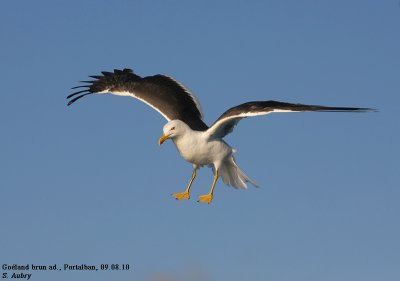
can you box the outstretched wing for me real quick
[67,68,208,131]
[206,100,374,139]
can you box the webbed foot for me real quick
[171,190,190,200]
[198,193,213,204]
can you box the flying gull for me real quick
[67,68,373,204]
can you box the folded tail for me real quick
[219,155,258,189]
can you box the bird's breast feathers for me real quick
[173,135,232,165]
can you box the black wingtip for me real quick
[67,89,90,99]
[89,75,102,79]
[67,93,93,106]
[68,68,137,106]
[324,107,377,113]
[71,85,90,90]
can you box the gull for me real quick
[67,68,373,204]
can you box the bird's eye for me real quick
[170,127,175,131]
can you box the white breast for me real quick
[173,131,232,165]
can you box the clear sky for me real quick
[1,1,399,280]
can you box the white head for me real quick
[158,120,189,145]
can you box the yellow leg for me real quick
[198,170,219,204]
[171,169,196,200]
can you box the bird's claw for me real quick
[171,191,190,200]
[197,193,213,204]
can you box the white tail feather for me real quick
[219,156,258,189]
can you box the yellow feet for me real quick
[171,190,190,200]
[198,193,213,204]
[198,170,218,204]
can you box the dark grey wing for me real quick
[67,68,208,131]
[206,100,374,139]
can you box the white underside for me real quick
[206,109,295,138]
[172,127,257,189]
[105,90,171,121]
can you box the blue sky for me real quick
[1,1,399,280]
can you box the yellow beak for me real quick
[158,133,171,145]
